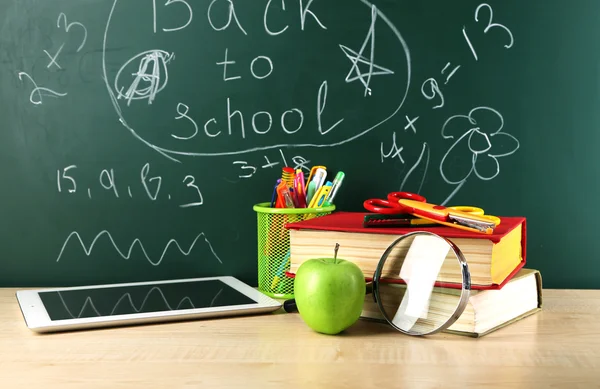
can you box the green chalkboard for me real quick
[0,0,597,288]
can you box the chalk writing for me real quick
[339,4,394,96]
[281,108,304,134]
[463,3,514,61]
[57,165,77,193]
[114,50,174,105]
[439,106,519,204]
[57,12,87,52]
[180,175,204,208]
[317,81,344,135]
[441,62,460,85]
[102,0,412,159]
[381,132,404,163]
[252,111,272,135]
[421,61,461,110]
[39,13,88,79]
[56,163,204,208]
[232,149,310,179]
[43,43,64,69]
[172,103,199,140]
[17,72,67,105]
[421,77,444,109]
[8,0,527,281]
[56,230,223,265]
[232,161,257,178]
[100,169,119,198]
[404,115,419,134]
[217,50,274,81]
[300,0,327,31]
[153,0,193,33]
[141,163,162,201]
[217,48,241,82]
[264,0,289,36]
[207,0,247,35]
[399,142,430,194]
[250,56,273,79]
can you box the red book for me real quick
[284,212,527,290]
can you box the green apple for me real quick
[294,252,366,335]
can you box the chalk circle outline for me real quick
[102,0,411,162]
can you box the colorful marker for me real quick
[306,181,317,206]
[277,182,295,208]
[271,251,291,290]
[308,181,332,208]
[305,165,326,191]
[324,171,345,206]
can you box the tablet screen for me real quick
[38,280,256,321]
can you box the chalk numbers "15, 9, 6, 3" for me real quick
[56,163,204,208]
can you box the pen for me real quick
[310,168,327,193]
[293,170,307,208]
[306,181,317,206]
[271,251,291,289]
[324,171,344,206]
[306,165,326,191]
[281,167,295,188]
[277,182,295,208]
[308,181,332,208]
[271,179,282,207]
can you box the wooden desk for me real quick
[1,288,599,388]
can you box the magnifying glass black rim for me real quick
[372,230,471,336]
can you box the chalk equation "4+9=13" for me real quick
[56,163,203,208]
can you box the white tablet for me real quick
[16,276,282,333]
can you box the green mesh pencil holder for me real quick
[253,202,335,299]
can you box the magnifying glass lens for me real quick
[373,232,470,336]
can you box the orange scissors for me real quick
[363,192,500,234]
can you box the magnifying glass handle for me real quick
[283,299,298,313]
[366,282,373,295]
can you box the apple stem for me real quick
[334,243,340,264]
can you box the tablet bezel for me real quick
[16,276,282,333]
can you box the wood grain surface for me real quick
[1,289,599,388]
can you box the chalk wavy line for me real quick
[57,286,223,319]
[56,230,223,265]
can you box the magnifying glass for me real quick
[284,231,471,336]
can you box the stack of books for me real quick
[285,212,542,337]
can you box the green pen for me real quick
[324,171,345,206]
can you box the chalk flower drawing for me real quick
[439,106,519,188]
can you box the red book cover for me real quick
[284,212,527,291]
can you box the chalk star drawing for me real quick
[339,4,394,96]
